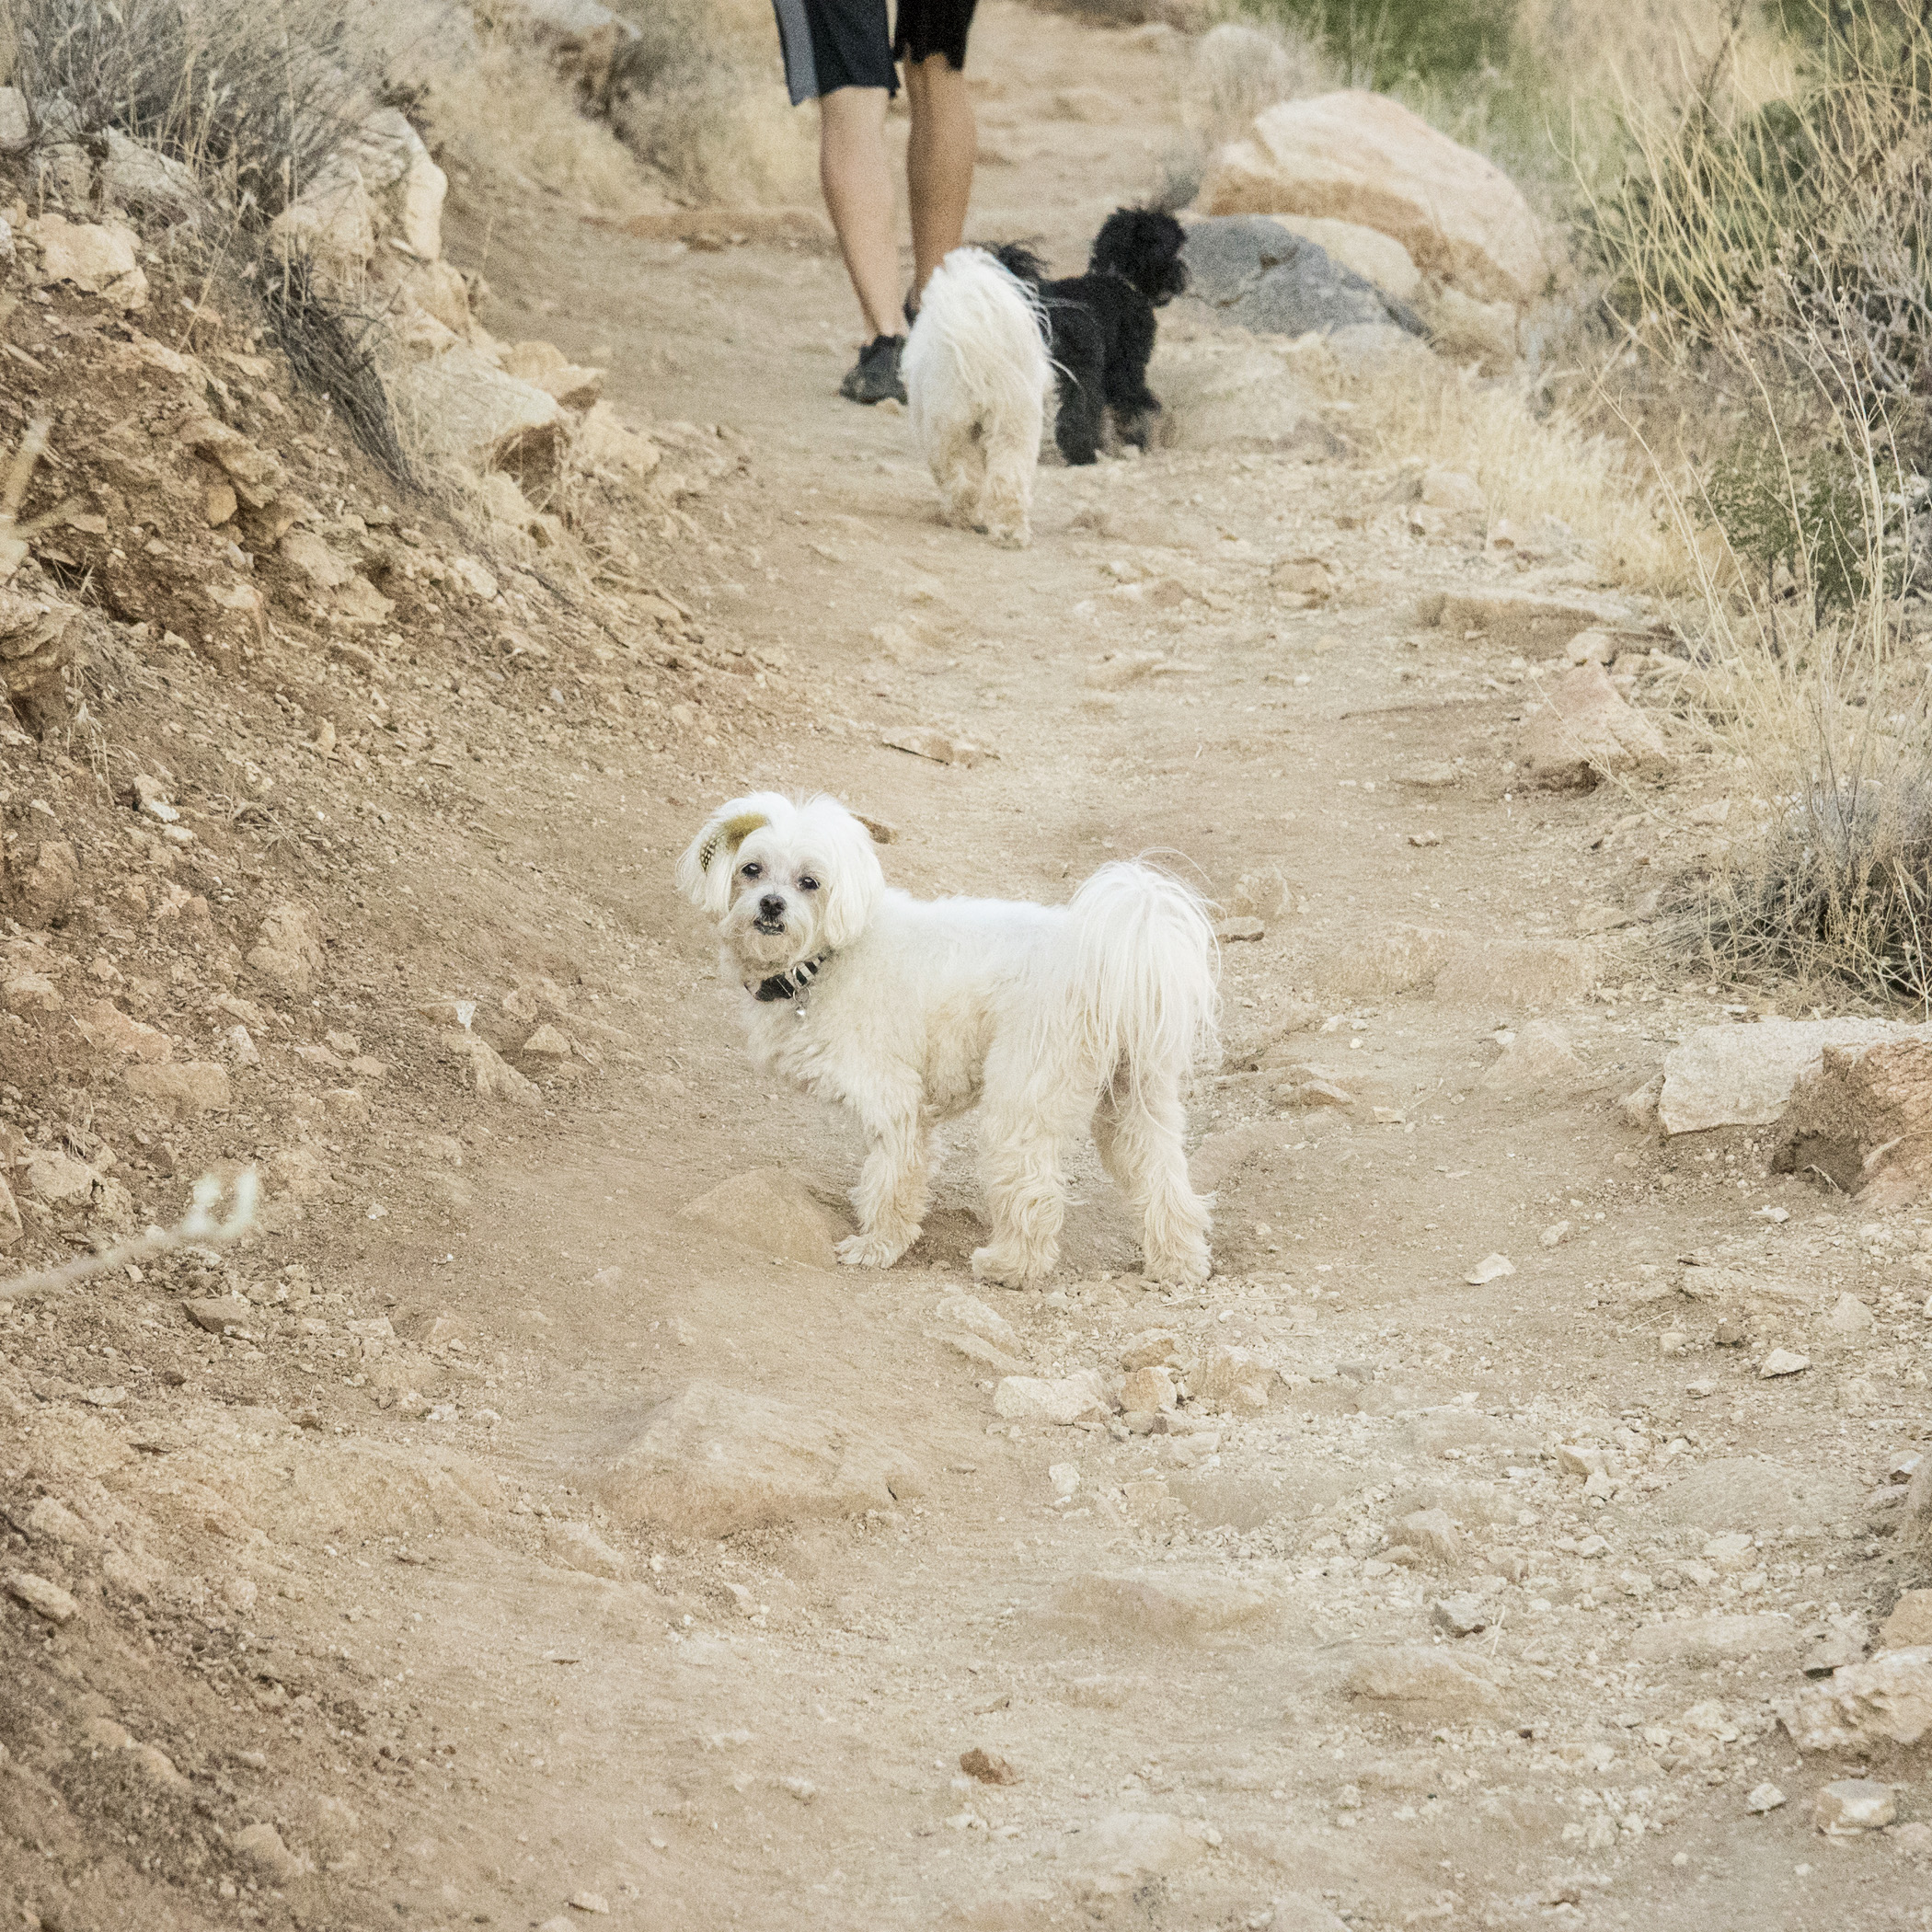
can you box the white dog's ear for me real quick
[811,797,886,949]
[676,793,787,916]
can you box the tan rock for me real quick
[22,213,148,306]
[6,1570,78,1623]
[678,1168,839,1270]
[1784,1646,1932,1751]
[75,998,173,1063]
[1419,587,1640,657]
[592,1379,921,1533]
[1120,1365,1179,1412]
[1389,1506,1460,1566]
[1771,1036,1932,1203]
[269,167,374,273]
[501,339,604,409]
[994,1371,1112,1425]
[1265,213,1421,302]
[1478,1018,1581,1096]
[1662,1019,1932,1135]
[1813,1779,1896,1834]
[1120,1328,1184,1372]
[125,1061,230,1116]
[0,592,84,735]
[231,1821,307,1883]
[177,413,286,508]
[1878,1590,1932,1652]
[248,900,325,994]
[1629,1614,1800,1666]
[1520,662,1669,788]
[1050,1570,1278,1641]
[1346,1644,1504,1718]
[543,1518,625,1579]
[386,346,568,489]
[575,401,661,480]
[1199,90,1548,304]
[443,1029,540,1106]
[934,1294,1023,1358]
[0,1174,20,1248]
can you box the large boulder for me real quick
[1182,214,1421,338]
[1655,1019,1932,1135]
[1771,1037,1932,1202]
[592,1380,921,1534]
[1200,90,1550,305]
[385,346,568,490]
[1518,662,1669,788]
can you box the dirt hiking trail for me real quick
[6,7,1930,1932]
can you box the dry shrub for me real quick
[1319,350,1696,592]
[1181,18,1334,149]
[608,0,814,208]
[1649,331,1932,1006]
[0,0,376,214]
[427,41,652,208]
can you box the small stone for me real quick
[781,1777,816,1802]
[1119,1365,1179,1412]
[231,1821,305,1882]
[543,1520,625,1580]
[1813,1779,1896,1834]
[1878,1590,1932,1652]
[994,1371,1111,1425]
[1119,1328,1182,1371]
[1555,1443,1609,1478]
[1463,1252,1514,1284]
[1214,915,1265,943]
[937,1294,1024,1357]
[184,1296,255,1334]
[1745,1782,1787,1814]
[1048,1463,1081,1498]
[1661,1330,1689,1356]
[1761,1348,1811,1378]
[1432,1593,1488,1636]
[1541,1219,1570,1248]
[6,1571,78,1623]
[567,1893,611,1915]
[960,1747,1019,1785]
[1389,1507,1460,1566]
[1826,1293,1875,1334]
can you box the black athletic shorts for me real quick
[774,0,977,107]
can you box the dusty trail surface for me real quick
[6,8,1929,1932]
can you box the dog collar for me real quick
[752,951,832,1005]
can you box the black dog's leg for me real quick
[1104,305,1161,450]
[1052,312,1106,466]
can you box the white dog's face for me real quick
[676,791,883,981]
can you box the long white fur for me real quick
[903,247,1051,549]
[679,791,1219,1287]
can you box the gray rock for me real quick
[1183,215,1423,338]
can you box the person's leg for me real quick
[817,85,903,341]
[904,53,976,307]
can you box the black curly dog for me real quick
[995,207,1189,466]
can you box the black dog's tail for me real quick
[991,242,1049,286]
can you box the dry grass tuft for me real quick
[1318,350,1697,592]
[609,0,814,209]
[428,41,655,209]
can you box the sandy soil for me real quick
[4,7,1929,1931]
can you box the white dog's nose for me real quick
[757,894,786,921]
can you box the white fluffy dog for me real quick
[903,247,1051,549]
[677,792,1219,1286]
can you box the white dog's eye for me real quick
[798,875,819,892]
[740,861,762,879]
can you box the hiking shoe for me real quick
[839,333,906,405]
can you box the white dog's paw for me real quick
[837,1231,911,1270]
[1144,1240,1211,1288]
[971,1242,1050,1289]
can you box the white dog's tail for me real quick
[903,247,1050,442]
[1061,862,1219,1105]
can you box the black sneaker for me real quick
[839,333,906,405]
